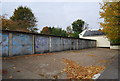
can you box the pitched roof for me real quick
[83,30,105,37]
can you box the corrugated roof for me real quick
[83,30,105,37]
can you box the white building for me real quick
[79,29,110,47]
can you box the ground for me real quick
[2,48,118,79]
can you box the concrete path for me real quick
[99,56,118,79]
[98,51,119,79]
[2,48,118,79]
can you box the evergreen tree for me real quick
[10,6,38,32]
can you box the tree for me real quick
[66,26,73,33]
[72,19,85,33]
[66,26,73,37]
[10,6,38,32]
[41,26,68,37]
[99,2,120,44]
[71,32,79,38]
[70,19,85,38]
[41,26,50,35]
[1,15,30,32]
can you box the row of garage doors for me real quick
[0,32,96,57]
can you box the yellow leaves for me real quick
[88,54,97,57]
[38,73,45,77]
[62,58,105,79]
[12,66,16,69]
[99,2,120,41]
[98,60,109,63]
[63,69,66,72]
[9,75,13,79]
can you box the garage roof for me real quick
[83,30,105,37]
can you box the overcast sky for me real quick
[2,2,102,31]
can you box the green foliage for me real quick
[66,19,86,38]
[72,19,85,33]
[41,25,80,38]
[110,39,120,45]
[41,26,68,37]
[99,2,120,44]
[66,26,73,33]
[10,6,38,32]
[66,26,73,37]
[71,32,79,38]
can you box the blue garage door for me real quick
[0,33,9,57]
[35,36,50,53]
[12,33,33,56]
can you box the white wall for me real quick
[79,35,110,47]
[110,46,120,49]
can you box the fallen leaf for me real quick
[16,70,21,72]
[62,58,105,79]
[98,60,109,63]
[88,54,97,57]
[12,66,16,69]
[60,71,63,73]
[9,75,13,79]
[53,75,58,79]
[38,74,45,77]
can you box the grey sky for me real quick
[2,2,102,31]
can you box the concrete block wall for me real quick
[0,30,96,57]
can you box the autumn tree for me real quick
[1,15,30,32]
[41,26,68,37]
[99,1,120,44]
[40,26,50,35]
[10,6,38,32]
